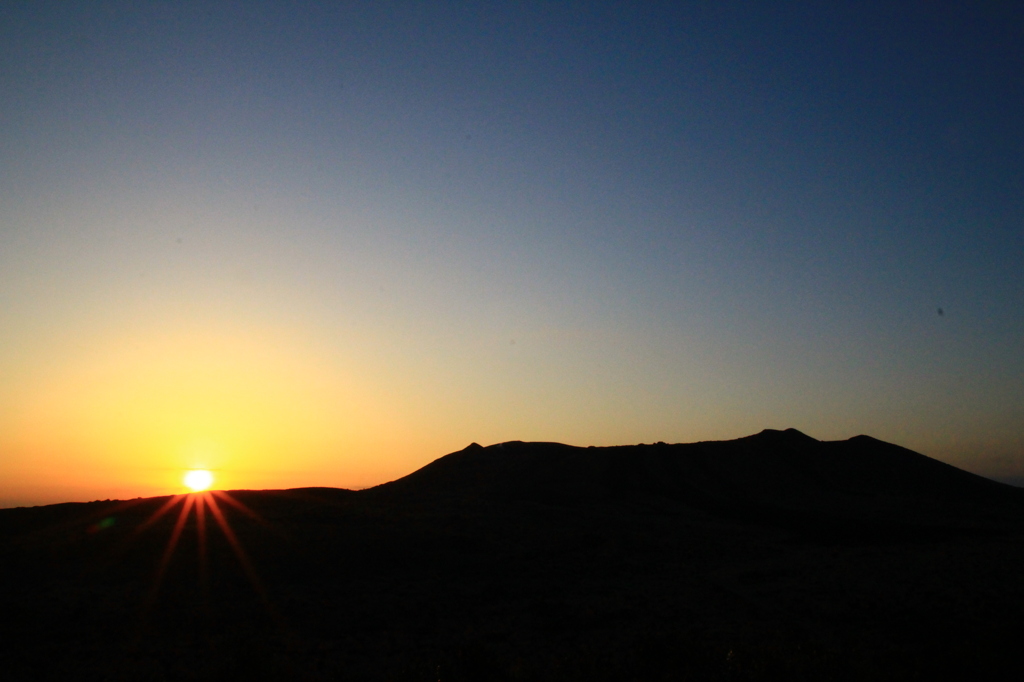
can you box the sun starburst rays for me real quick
[132,488,270,614]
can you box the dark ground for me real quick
[2,429,1024,680]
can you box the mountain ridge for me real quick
[369,429,1024,531]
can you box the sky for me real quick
[2,1,1022,507]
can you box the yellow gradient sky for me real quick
[2,3,1023,506]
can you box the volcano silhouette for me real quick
[3,430,1024,680]
[377,429,1024,529]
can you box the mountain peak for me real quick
[751,428,818,443]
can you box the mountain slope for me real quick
[374,429,1024,530]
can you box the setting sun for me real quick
[184,469,214,492]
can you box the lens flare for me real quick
[133,489,268,616]
[184,469,214,492]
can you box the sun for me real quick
[184,469,214,492]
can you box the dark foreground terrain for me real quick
[3,429,1024,680]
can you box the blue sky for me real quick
[2,1,1022,505]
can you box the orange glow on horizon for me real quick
[0,322,441,504]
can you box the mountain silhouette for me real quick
[377,429,1024,532]
[3,430,1024,681]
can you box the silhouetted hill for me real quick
[375,430,1024,532]
[3,431,1024,681]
